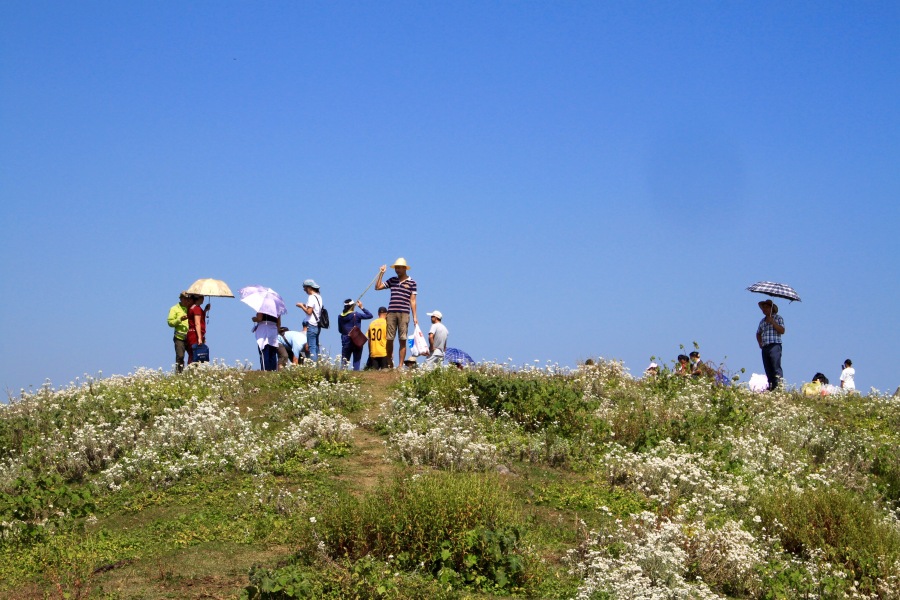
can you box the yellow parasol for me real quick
[186,279,234,323]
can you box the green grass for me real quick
[3,364,900,599]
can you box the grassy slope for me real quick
[2,371,592,599]
[6,367,900,599]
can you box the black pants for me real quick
[174,336,186,373]
[369,356,388,370]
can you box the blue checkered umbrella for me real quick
[746,281,801,303]
[444,348,475,366]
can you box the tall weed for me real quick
[318,471,533,592]
[758,487,900,586]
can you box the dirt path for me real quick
[333,371,403,492]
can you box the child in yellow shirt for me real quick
[367,307,389,370]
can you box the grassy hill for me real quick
[2,360,900,599]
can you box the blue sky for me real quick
[2,2,898,394]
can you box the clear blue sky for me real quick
[2,2,898,395]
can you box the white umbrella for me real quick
[238,285,287,318]
[187,279,234,323]
[187,279,234,298]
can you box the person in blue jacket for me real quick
[338,299,373,370]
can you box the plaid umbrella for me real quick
[746,281,801,303]
[444,348,475,366]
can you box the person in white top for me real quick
[296,279,323,362]
[423,310,448,369]
[840,359,856,392]
[251,311,281,371]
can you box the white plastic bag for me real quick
[410,324,429,357]
[748,373,769,393]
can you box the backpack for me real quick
[314,295,330,329]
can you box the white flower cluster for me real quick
[567,511,765,600]
[601,440,749,512]
[236,476,309,516]
[0,365,248,490]
[266,380,368,421]
[378,394,499,471]
[0,365,355,492]
[293,410,356,446]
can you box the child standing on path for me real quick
[367,307,389,370]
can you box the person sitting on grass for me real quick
[689,351,708,378]
[676,355,690,376]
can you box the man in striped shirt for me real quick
[375,257,418,368]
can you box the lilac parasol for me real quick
[238,285,288,318]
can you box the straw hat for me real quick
[391,257,410,270]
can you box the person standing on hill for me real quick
[296,280,323,362]
[251,310,280,371]
[186,294,208,365]
[423,310,448,369]
[167,291,192,373]
[338,299,373,371]
[756,299,786,391]
[375,259,418,368]
[367,307,389,370]
[840,359,856,392]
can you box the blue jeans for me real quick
[761,343,783,391]
[307,324,320,362]
[341,336,363,370]
[259,344,278,371]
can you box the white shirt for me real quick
[840,367,855,390]
[307,294,321,326]
[255,321,279,351]
[428,322,449,356]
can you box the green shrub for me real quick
[257,363,350,392]
[241,556,459,600]
[466,373,594,436]
[0,474,94,546]
[758,487,900,586]
[399,369,600,437]
[871,446,900,505]
[318,471,533,592]
[529,480,649,515]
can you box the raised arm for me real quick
[374,265,388,290]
